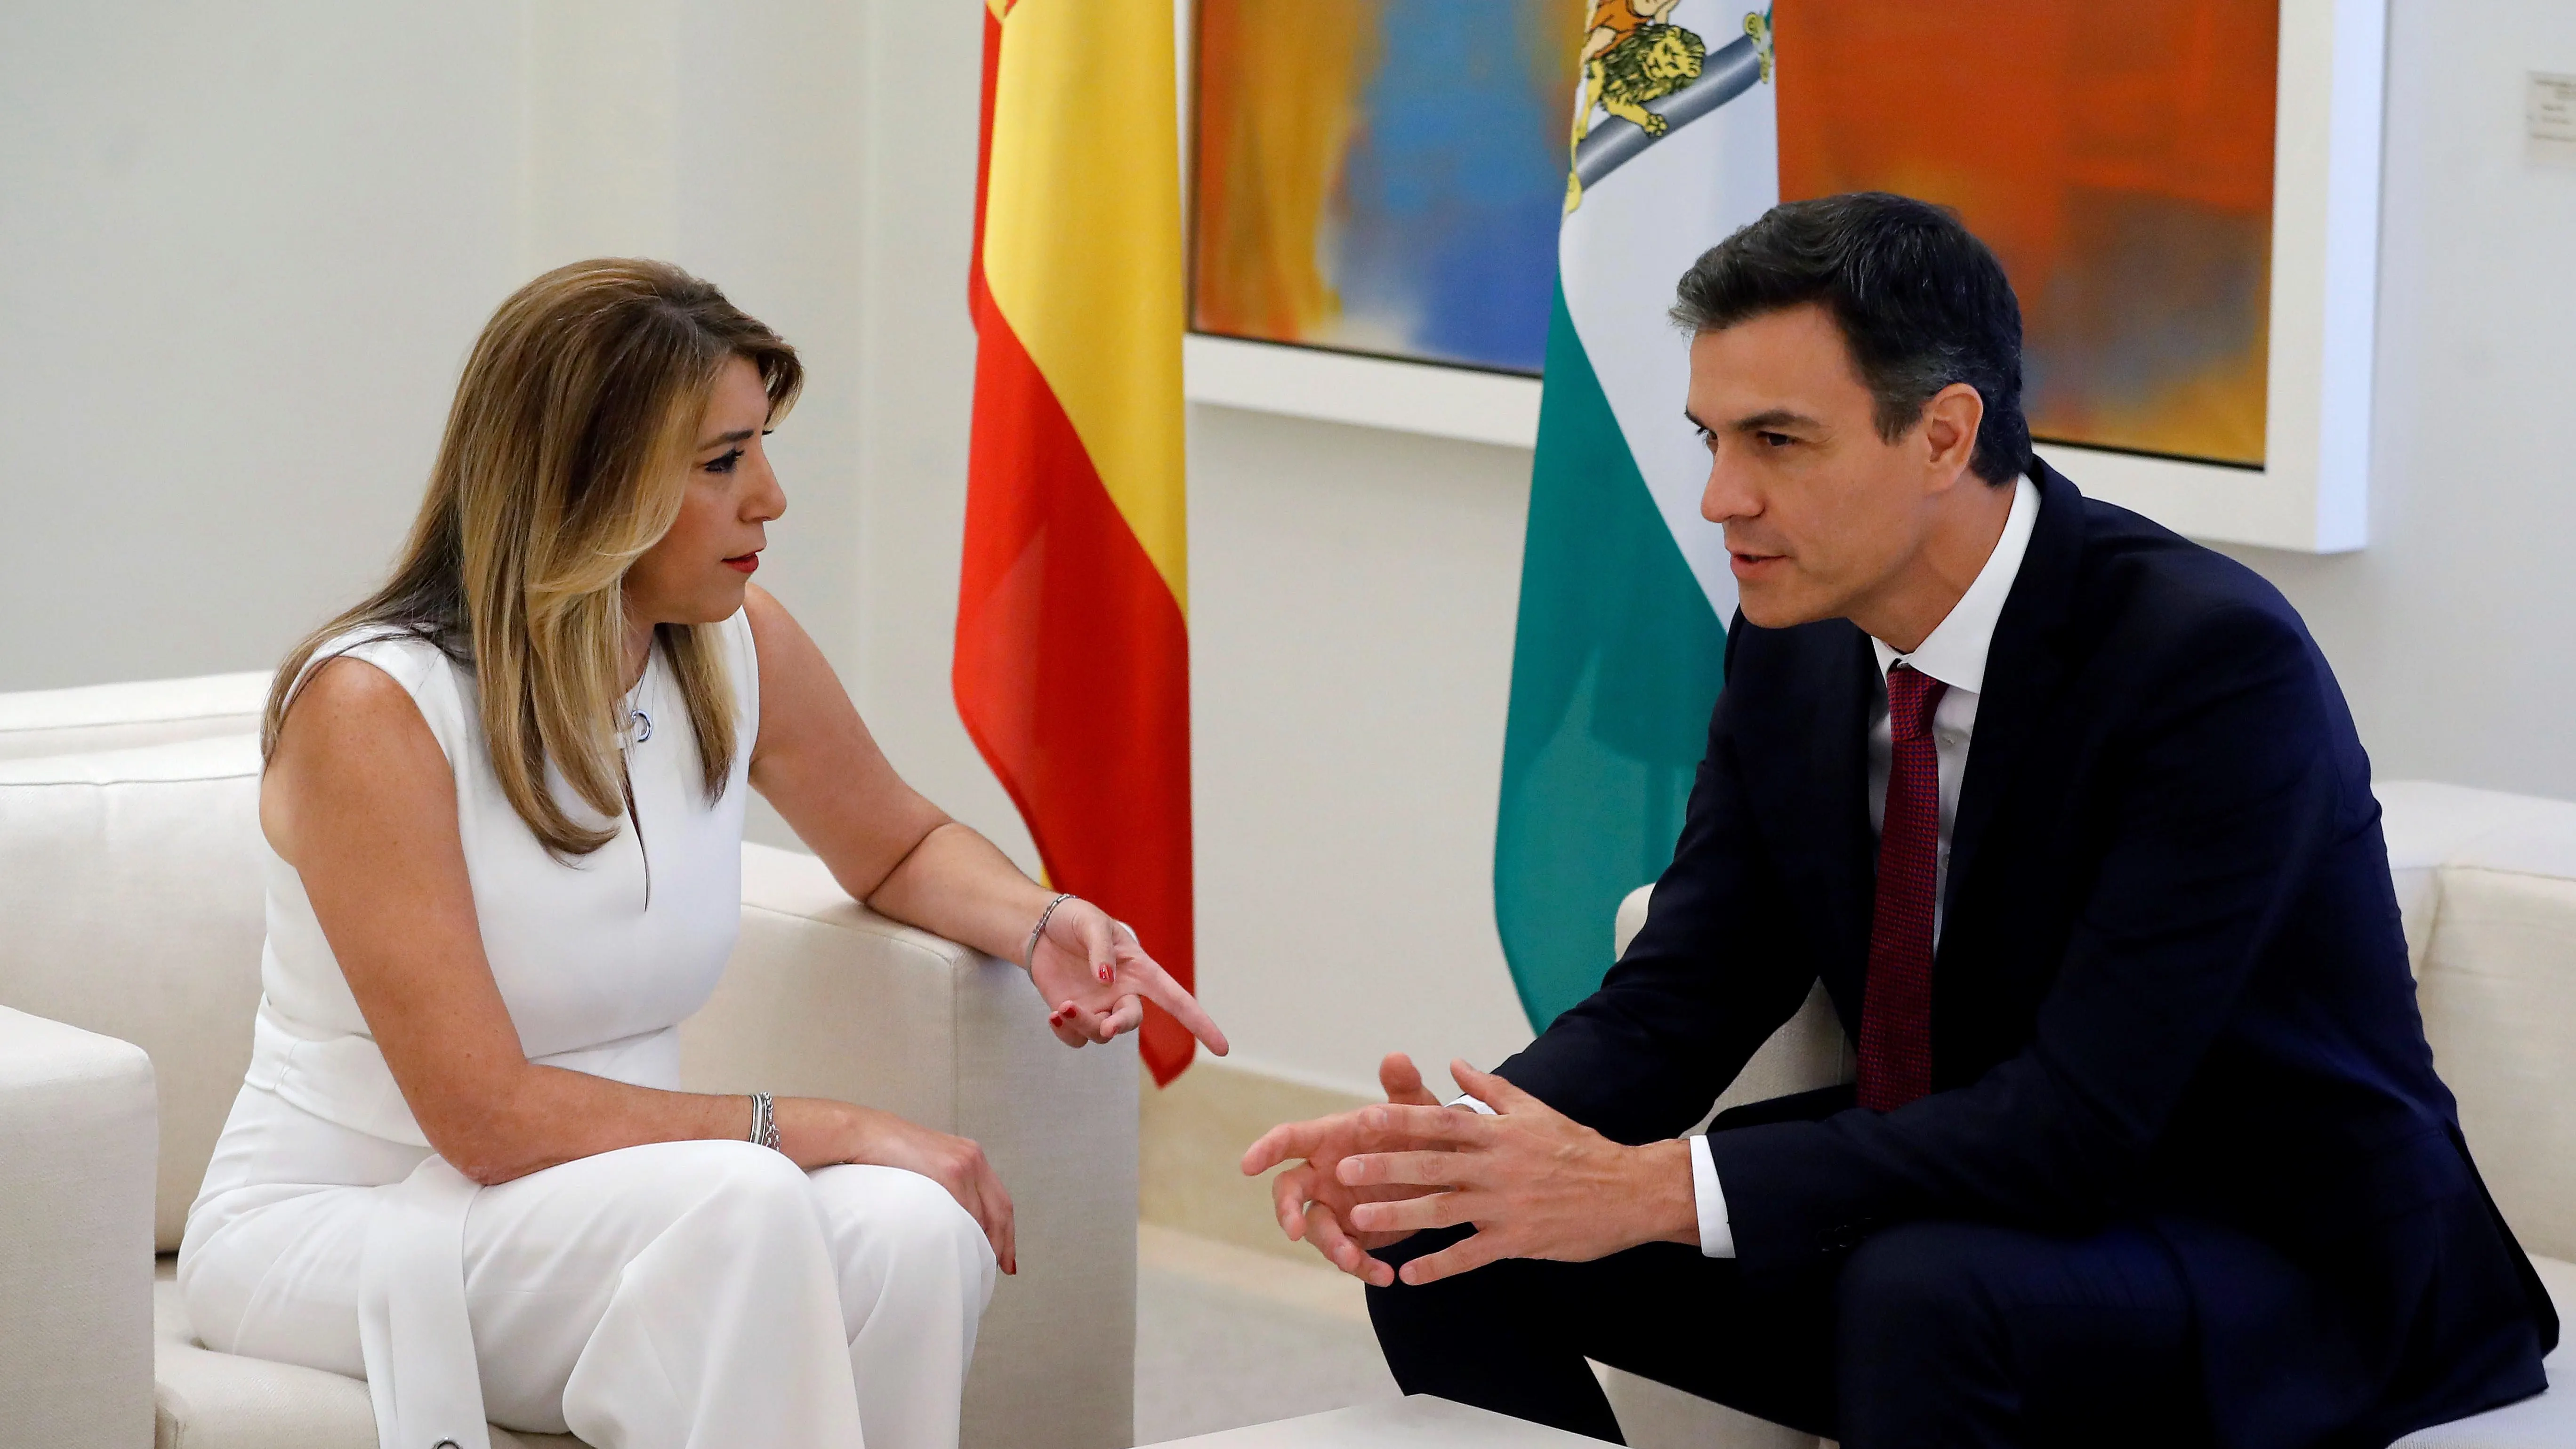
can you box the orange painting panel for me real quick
[1775,2,2278,467]
[1190,0,1370,344]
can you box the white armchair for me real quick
[0,673,1136,1449]
[1599,782,2575,1449]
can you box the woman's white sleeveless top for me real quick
[245,614,757,1140]
[193,613,757,1449]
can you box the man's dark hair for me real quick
[1671,192,2031,484]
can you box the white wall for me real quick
[0,2,522,690]
[1183,410,1541,1091]
[844,2,1038,876]
[6,2,2573,1099]
[518,1,871,700]
[2216,2,2576,796]
[0,1,868,701]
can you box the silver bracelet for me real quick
[746,1091,779,1151]
[1023,892,1076,969]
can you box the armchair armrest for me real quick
[0,1006,157,1448]
[680,843,1137,1449]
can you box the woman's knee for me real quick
[814,1164,995,1286]
[872,1165,988,1252]
[467,1139,828,1296]
[588,1138,821,1241]
[690,1138,817,1213]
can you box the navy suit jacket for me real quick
[1496,464,2555,1447]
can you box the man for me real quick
[1244,193,2556,1447]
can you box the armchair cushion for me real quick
[150,1262,580,1449]
[2376,781,2576,972]
[0,670,269,763]
[2416,866,2576,1264]
[0,737,266,1251]
[0,1006,158,1449]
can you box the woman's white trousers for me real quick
[180,1088,997,1449]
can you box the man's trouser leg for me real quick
[1832,1221,2207,1449]
[1363,1226,1838,1441]
[1365,1219,2214,1448]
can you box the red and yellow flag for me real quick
[958,0,1195,1084]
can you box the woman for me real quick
[175,259,1227,1449]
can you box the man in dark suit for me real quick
[1243,193,2556,1447]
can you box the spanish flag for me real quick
[957,0,1196,1084]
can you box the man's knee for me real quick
[1364,1225,1553,1370]
[1831,1222,2026,1443]
[1367,1224,1475,1276]
[1837,1222,2004,1345]
[1836,1223,2203,1445]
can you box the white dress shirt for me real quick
[1683,474,2042,1256]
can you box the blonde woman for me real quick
[175,260,1228,1449]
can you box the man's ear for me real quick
[1918,382,1987,488]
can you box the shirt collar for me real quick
[1870,473,2041,696]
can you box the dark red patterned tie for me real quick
[1858,663,1948,1111]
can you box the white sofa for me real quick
[1600,780,2575,1449]
[0,672,1137,1449]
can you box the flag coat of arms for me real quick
[958,0,1198,1083]
[1496,2,1779,1030]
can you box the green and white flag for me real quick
[1497,5,1777,1030]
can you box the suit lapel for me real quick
[1737,624,1878,999]
[1939,461,2085,956]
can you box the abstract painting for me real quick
[1189,0,1585,376]
[1194,0,2290,475]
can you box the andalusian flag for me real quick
[1496,4,1778,1030]
[958,0,1197,1083]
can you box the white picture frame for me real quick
[1183,0,2386,555]
[1183,334,1541,449]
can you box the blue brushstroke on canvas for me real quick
[1330,0,1566,374]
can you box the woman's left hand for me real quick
[1029,897,1230,1055]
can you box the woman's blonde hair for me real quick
[263,258,802,856]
